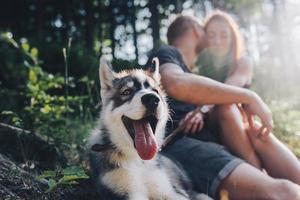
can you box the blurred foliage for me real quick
[270,99,300,158]
[0,33,96,157]
[0,110,23,127]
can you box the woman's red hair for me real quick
[204,10,245,61]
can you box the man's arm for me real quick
[160,63,254,105]
[160,63,273,133]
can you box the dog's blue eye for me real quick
[121,89,132,95]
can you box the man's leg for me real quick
[214,104,262,169]
[162,136,300,199]
[218,162,300,200]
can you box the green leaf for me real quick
[30,97,37,106]
[62,166,89,179]
[58,175,82,185]
[58,96,65,101]
[27,83,39,93]
[40,104,51,114]
[31,48,38,59]
[103,39,112,46]
[79,76,89,83]
[12,117,21,126]
[29,69,37,83]
[60,180,78,185]
[46,179,57,192]
[37,170,56,179]
[60,175,79,182]
[21,43,30,52]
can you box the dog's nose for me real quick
[141,94,160,111]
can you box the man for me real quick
[147,15,300,200]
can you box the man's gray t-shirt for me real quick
[146,45,197,134]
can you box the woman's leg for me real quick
[218,162,300,200]
[213,104,262,169]
[247,121,300,185]
[215,104,300,185]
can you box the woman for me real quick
[199,10,260,168]
[179,10,300,184]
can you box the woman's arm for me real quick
[225,56,253,87]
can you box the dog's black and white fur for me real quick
[88,57,211,200]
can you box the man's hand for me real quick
[243,92,274,137]
[178,108,205,134]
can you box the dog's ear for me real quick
[99,56,115,93]
[148,57,160,82]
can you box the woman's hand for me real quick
[242,92,274,137]
[178,108,205,134]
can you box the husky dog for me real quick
[88,57,211,200]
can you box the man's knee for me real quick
[268,179,300,200]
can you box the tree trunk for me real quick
[175,0,183,13]
[109,0,116,59]
[36,1,44,43]
[0,123,66,170]
[85,0,94,53]
[130,0,139,62]
[62,0,72,43]
[199,0,207,17]
[149,0,160,48]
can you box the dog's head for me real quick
[98,56,169,160]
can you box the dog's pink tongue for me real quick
[133,120,158,160]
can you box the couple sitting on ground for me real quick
[146,10,300,200]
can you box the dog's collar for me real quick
[91,143,115,152]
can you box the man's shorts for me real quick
[161,128,244,199]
